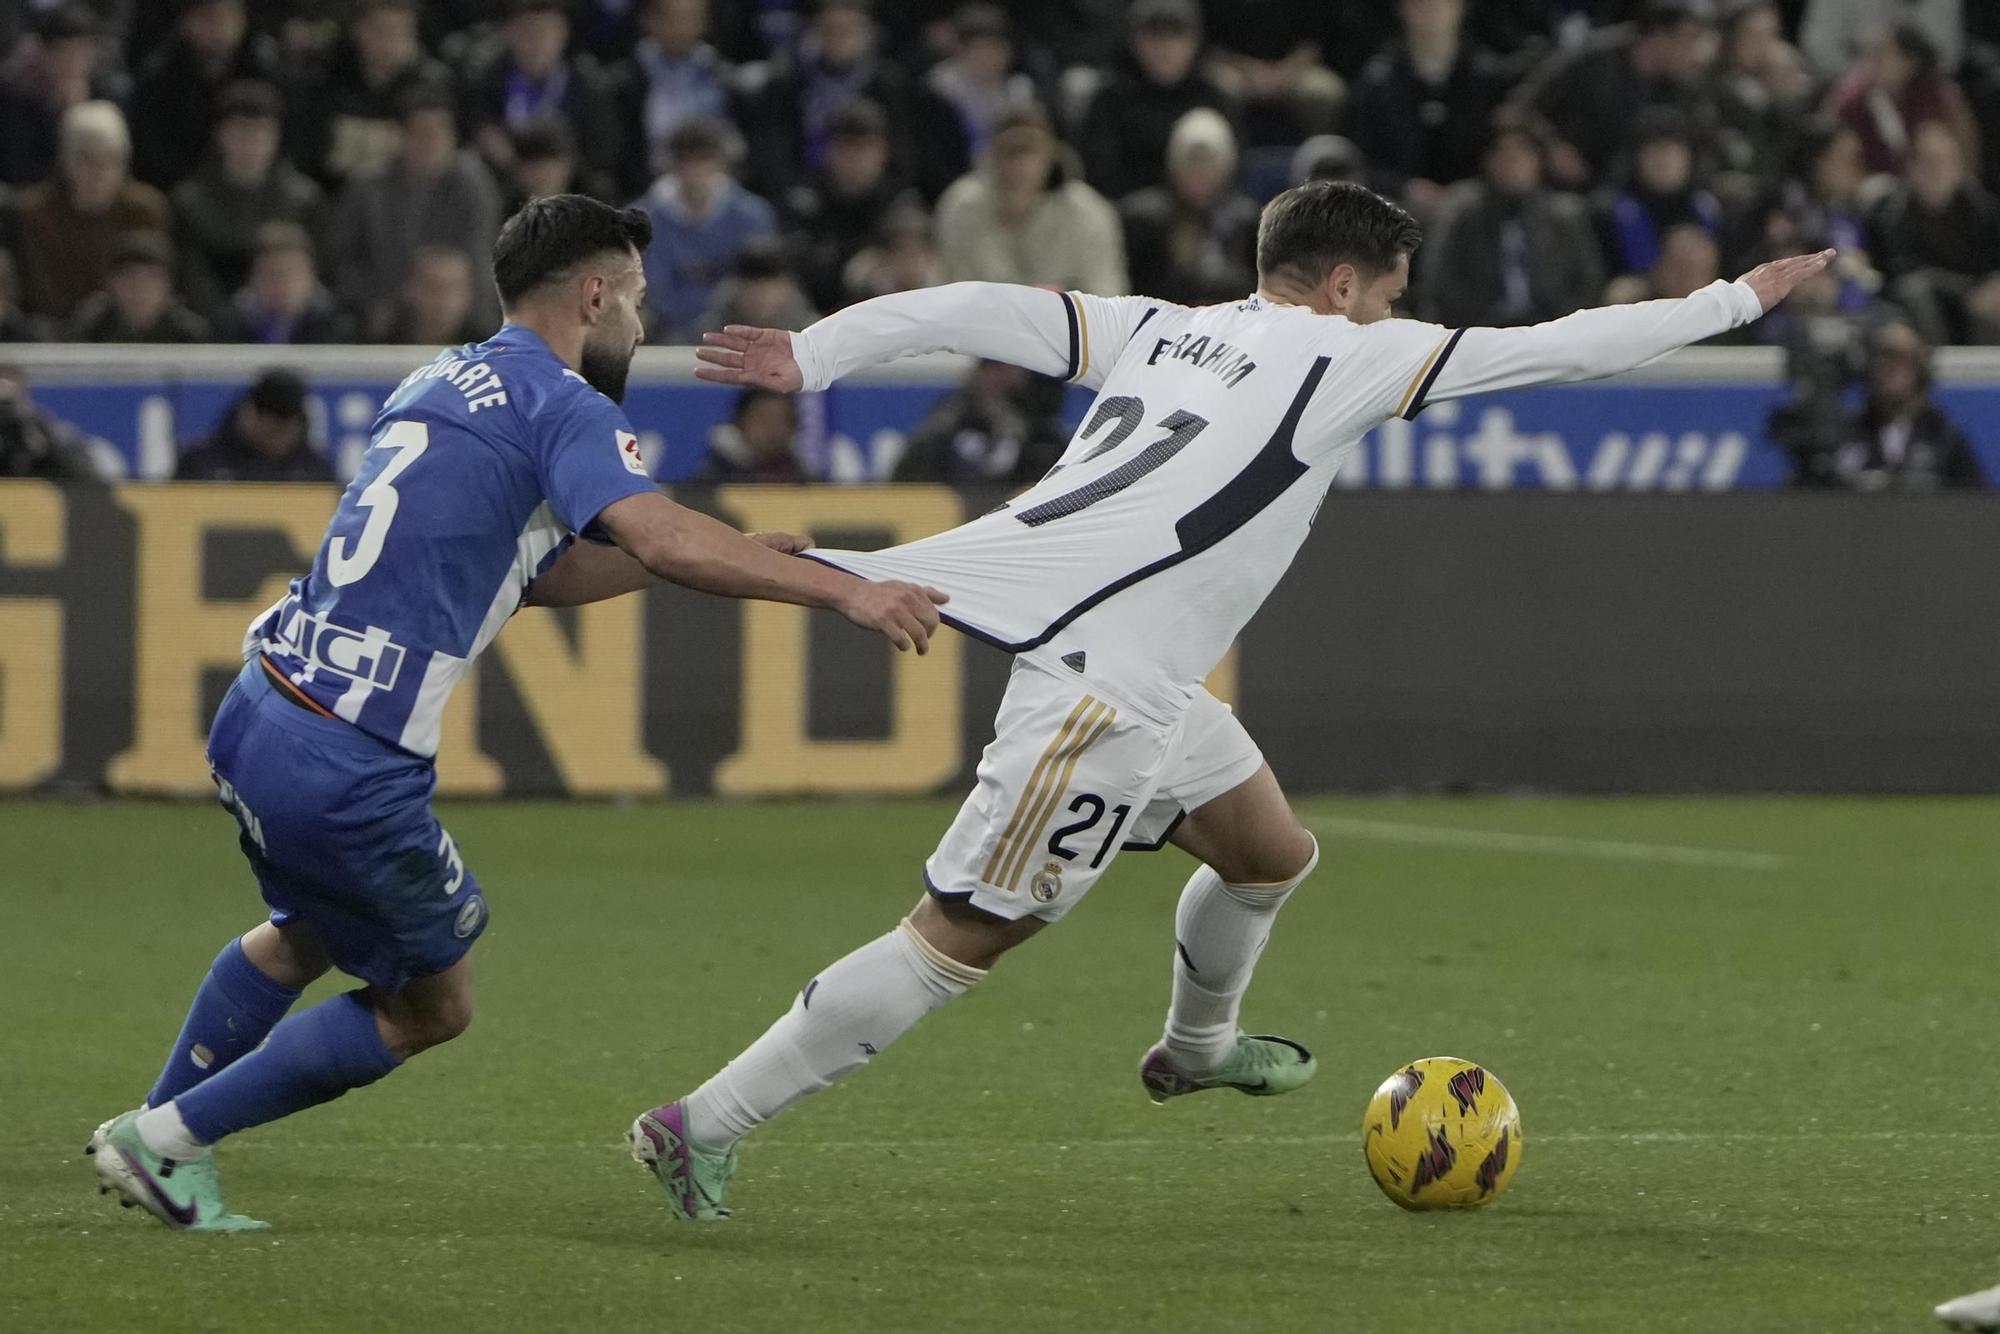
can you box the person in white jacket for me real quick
[627,177,1833,1222]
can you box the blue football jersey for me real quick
[246,325,658,758]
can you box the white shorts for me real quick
[925,658,1265,922]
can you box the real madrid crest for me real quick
[1029,861,1063,903]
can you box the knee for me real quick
[378,993,473,1058]
[1222,825,1318,887]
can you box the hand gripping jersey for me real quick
[245,325,659,757]
[801,281,1764,724]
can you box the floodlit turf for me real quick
[4,796,1998,1333]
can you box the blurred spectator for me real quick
[1743,119,1881,309]
[463,0,624,200]
[892,358,1067,484]
[740,0,937,200]
[635,116,778,338]
[14,100,170,321]
[1594,107,1723,287]
[697,387,806,482]
[571,0,648,61]
[1514,0,1716,189]
[843,200,946,300]
[0,366,105,480]
[1815,321,1984,488]
[175,370,334,482]
[936,104,1128,293]
[0,4,121,187]
[1800,0,1962,79]
[172,81,324,322]
[128,0,281,189]
[1603,220,1739,313]
[0,252,52,343]
[1289,134,1370,188]
[697,237,820,332]
[1822,24,1980,178]
[222,222,356,344]
[1198,0,1342,148]
[922,5,1036,167]
[781,99,918,312]
[381,244,484,345]
[620,0,734,192]
[297,0,453,187]
[1422,112,1604,327]
[328,84,504,340]
[67,231,212,342]
[1076,0,1237,203]
[1765,239,1890,448]
[1118,107,1258,305]
[506,117,581,210]
[1711,0,1815,196]
[1872,121,2000,345]
[1348,0,1521,220]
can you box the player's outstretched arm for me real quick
[694,282,1139,391]
[1415,250,1836,408]
[594,491,949,652]
[522,530,814,608]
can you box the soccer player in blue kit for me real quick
[85,194,947,1231]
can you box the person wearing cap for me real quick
[0,3,124,187]
[1513,0,1718,190]
[781,97,921,311]
[175,371,335,484]
[633,115,779,337]
[1593,105,1725,285]
[1076,0,1238,202]
[617,0,735,195]
[1421,110,1603,327]
[327,82,505,339]
[463,0,625,201]
[935,103,1128,295]
[1117,106,1258,306]
[14,100,170,321]
[1807,320,1983,489]
[68,230,213,343]
[1347,0,1523,220]
[128,0,282,190]
[171,80,325,324]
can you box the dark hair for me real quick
[511,115,576,163]
[217,79,283,123]
[666,115,731,162]
[397,80,458,121]
[1638,0,1709,33]
[733,236,790,281]
[954,2,1009,42]
[493,193,652,308]
[734,386,795,423]
[505,0,567,18]
[1255,180,1420,287]
[254,220,316,259]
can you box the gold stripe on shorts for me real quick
[980,694,1096,886]
[998,700,1118,893]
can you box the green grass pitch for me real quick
[4,796,1997,1333]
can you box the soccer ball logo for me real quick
[1362,1057,1522,1210]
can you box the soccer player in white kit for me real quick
[631,181,1835,1220]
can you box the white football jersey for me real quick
[800,280,1762,724]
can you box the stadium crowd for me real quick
[0,0,1993,488]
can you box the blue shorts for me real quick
[206,662,488,993]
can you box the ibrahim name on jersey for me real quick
[797,280,1765,726]
[245,325,659,758]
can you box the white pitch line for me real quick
[164,1129,1995,1156]
[1308,816,1788,872]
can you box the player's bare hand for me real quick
[838,580,950,654]
[1738,248,1836,313]
[750,530,814,555]
[694,326,804,393]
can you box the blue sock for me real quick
[147,938,302,1109]
[174,991,402,1145]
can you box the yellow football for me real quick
[1362,1057,1522,1210]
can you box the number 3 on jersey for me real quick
[328,420,429,586]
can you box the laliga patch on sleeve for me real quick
[616,430,648,476]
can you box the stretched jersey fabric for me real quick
[801,280,1764,724]
[246,325,658,758]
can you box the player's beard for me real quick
[580,334,636,404]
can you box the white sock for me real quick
[135,1101,208,1161]
[682,917,985,1150]
[1163,837,1319,1073]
